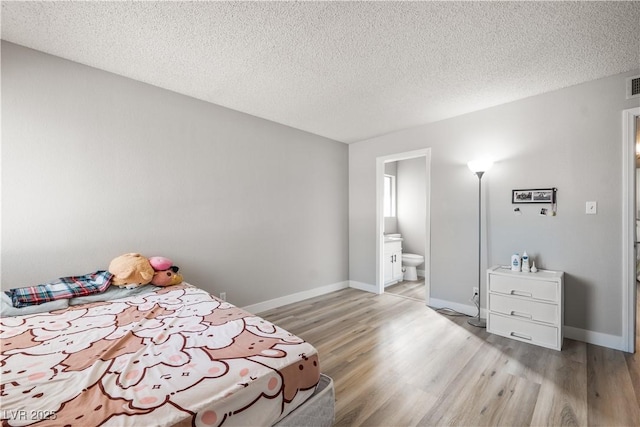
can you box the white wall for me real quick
[1,42,349,307]
[350,69,640,343]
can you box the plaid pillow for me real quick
[6,271,114,308]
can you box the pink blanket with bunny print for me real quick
[0,284,320,426]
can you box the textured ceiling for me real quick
[2,1,639,143]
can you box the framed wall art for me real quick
[512,188,557,204]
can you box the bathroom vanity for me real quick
[384,235,403,286]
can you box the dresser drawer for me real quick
[489,274,558,302]
[489,293,558,324]
[488,313,559,349]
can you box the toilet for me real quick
[402,253,424,281]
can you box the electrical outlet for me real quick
[473,287,479,295]
[220,292,227,301]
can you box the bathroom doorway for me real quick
[376,148,431,303]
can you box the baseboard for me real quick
[244,281,350,314]
[563,326,625,351]
[348,280,378,293]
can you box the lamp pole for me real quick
[468,169,486,328]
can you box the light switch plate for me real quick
[586,201,597,214]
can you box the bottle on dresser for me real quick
[522,251,530,272]
[511,253,521,271]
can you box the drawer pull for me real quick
[510,310,532,320]
[510,332,532,341]
[510,290,533,298]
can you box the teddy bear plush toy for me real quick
[108,253,155,288]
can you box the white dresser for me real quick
[486,265,564,351]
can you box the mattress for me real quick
[0,283,325,426]
[274,374,334,427]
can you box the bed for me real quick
[0,283,334,426]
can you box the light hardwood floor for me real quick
[385,280,426,301]
[261,286,640,426]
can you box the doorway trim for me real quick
[376,148,431,302]
[623,107,639,353]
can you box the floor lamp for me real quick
[467,159,493,328]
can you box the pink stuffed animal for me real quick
[148,256,183,287]
[149,256,173,271]
[151,267,183,287]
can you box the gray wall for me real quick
[396,157,426,267]
[349,69,640,338]
[1,42,349,307]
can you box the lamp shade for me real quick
[467,159,494,173]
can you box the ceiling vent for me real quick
[627,76,640,99]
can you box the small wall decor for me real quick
[512,188,557,204]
